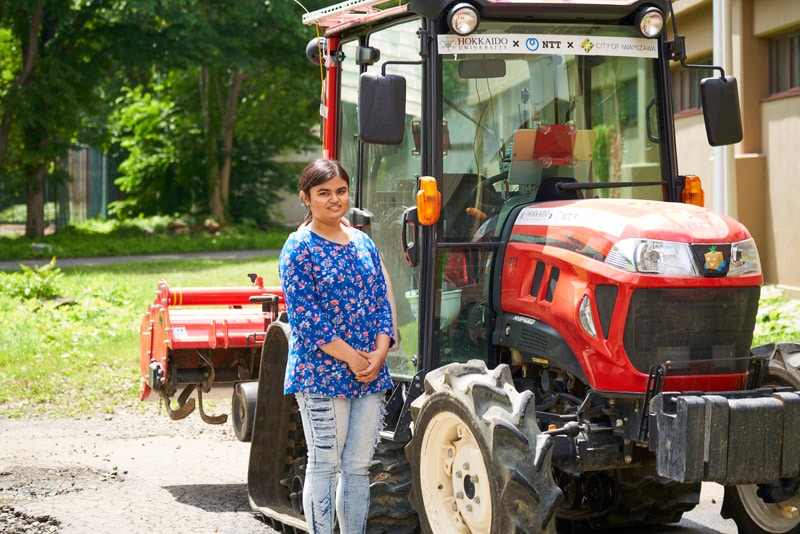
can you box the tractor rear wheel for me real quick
[722,343,800,534]
[407,360,562,534]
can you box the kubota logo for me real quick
[704,245,726,271]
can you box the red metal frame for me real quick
[138,279,284,401]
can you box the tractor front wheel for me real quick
[407,360,562,533]
[722,343,800,534]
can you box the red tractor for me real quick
[138,1,800,532]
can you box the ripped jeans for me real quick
[295,392,384,534]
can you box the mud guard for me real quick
[246,320,308,531]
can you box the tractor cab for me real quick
[304,0,741,384]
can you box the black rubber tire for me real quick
[406,360,563,534]
[367,439,419,534]
[232,381,258,442]
[722,343,800,534]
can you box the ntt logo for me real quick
[526,37,540,52]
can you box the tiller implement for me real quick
[138,275,284,440]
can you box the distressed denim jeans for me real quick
[295,392,384,534]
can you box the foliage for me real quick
[0,216,291,261]
[106,0,324,224]
[108,81,199,218]
[753,286,800,347]
[1,257,64,299]
[0,0,328,234]
[593,124,611,183]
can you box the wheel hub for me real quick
[421,412,492,533]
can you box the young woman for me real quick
[278,158,393,534]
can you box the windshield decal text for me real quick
[438,34,659,59]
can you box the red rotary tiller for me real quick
[138,274,284,439]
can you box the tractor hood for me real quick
[509,198,756,275]
[511,198,751,248]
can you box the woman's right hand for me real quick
[348,355,370,381]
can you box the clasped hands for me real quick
[349,349,385,383]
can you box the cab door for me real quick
[337,19,424,378]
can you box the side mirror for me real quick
[358,72,406,145]
[700,76,743,146]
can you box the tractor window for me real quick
[438,22,666,245]
[339,19,423,377]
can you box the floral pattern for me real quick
[279,228,394,397]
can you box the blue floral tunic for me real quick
[279,227,394,397]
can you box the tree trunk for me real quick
[200,65,225,222]
[25,163,47,238]
[218,69,245,225]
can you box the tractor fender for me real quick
[246,319,307,531]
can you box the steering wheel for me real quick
[466,171,508,220]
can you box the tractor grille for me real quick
[623,287,760,375]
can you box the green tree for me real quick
[109,0,325,224]
[0,0,195,236]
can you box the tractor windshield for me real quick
[439,21,665,241]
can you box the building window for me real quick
[672,57,714,113]
[769,31,800,95]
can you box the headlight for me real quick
[605,238,700,276]
[635,7,665,39]
[728,238,761,276]
[448,3,480,36]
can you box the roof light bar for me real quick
[303,0,388,26]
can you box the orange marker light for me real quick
[682,175,705,207]
[416,176,441,226]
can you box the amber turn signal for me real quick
[682,175,705,207]
[416,176,441,226]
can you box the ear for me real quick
[299,192,309,206]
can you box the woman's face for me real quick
[304,176,350,225]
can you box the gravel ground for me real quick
[0,407,278,533]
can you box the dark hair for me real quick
[299,159,350,223]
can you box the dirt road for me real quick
[1,406,739,534]
[0,407,276,533]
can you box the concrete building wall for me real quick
[673,0,800,296]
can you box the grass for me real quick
[0,255,281,418]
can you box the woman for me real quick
[279,158,394,534]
